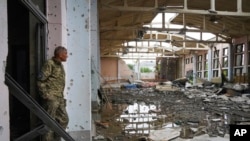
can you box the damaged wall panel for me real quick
[101,58,133,83]
[101,58,118,82]
[160,58,178,81]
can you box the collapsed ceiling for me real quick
[99,0,250,58]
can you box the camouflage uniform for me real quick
[37,57,69,141]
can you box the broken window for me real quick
[213,49,219,77]
[204,71,208,78]
[222,69,228,77]
[204,53,208,60]
[196,55,203,78]
[204,53,208,70]
[197,55,202,71]
[198,55,202,61]
[234,44,245,77]
[222,57,228,67]
[213,59,219,69]
[213,50,219,58]
[222,48,228,67]
[235,68,243,76]
[197,72,202,78]
[185,58,190,64]
[213,50,219,69]
[236,44,245,52]
[204,61,208,70]
[223,47,228,56]
[203,53,208,78]
[234,44,245,66]
[197,62,202,71]
[213,70,219,77]
[235,54,244,66]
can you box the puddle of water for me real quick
[116,102,171,135]
[100,89,250,140]
[114,102,250,139]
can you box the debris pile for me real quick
[93,78,250,141]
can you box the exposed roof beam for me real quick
[102,45,207,50]
[101,55,180,59]
[102,47,208,53]
[100,38,230,43]
[101,5,250,17]
[100,26,250,35]
[107,51,176,54]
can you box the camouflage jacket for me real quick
[37,57,65,98]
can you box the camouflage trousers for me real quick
[42,96,69,141]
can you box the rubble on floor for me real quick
[93,80,250,141]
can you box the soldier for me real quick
[37,46,69,141]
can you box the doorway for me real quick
[7,0,47,140]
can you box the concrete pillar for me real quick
[207,48,213,81]
[66,0,91,140]
[90,0,100,103]
[0,0,10,140]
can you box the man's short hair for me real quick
[54,46,67,57]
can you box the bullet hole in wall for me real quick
[0,126,3,135]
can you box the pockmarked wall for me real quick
[0,0,10,140]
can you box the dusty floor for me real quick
[93,84,250,141]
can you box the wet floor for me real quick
[93,87,250,141]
